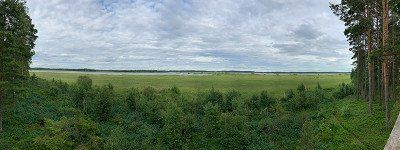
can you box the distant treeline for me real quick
[30,68,350,74]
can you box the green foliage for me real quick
[126,88,140,111]
[142,86,157,101]
[77,76,93,91]
[340,105,352,118]
[1,75,392,149]
[94,84,114,122]
[159,101,195,149]
[206,88,224,107]
[32,117,101,149]
[224,89,241,112]
[203,102,221,140]
[217,113,251,149]
[281,84,321,111]
[0,0,38,91]
[248,94,260,110]
[260,90,275,111]
[169,86,181,98]
[333,83,354,99]
[298,120,315,149]
[73,76,93,111]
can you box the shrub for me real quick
[340,105,352,118]
[314,84,332,104]
[297,83,306,92]
[95,84,114,122]
[282,84,323,111]
[33,117,101,149]
[142,87,157,101]
[126,88,141,111]
[203,102,221,140]
[217,113,250,149]
[169,86,181,97]
[224,90,241,112]
[104,126,132,149]
[77,76,92,91]
[74,76,93,112]
[159,101,195,149]
[260,90,275,110]
[206,88,224,106]
[333,83,354,99]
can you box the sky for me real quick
[26,0,351,72]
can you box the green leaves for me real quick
[32,117,101,149]
[0,0,37,97]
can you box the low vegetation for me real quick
[31,71,350,96]
[0,75,394,149]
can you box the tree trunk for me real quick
[382,0,390,128]
[376,0,383,107]
[369,61,375,114]
[367,4,374,114]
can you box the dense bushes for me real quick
[33,117,101,149]
[0,76,345,149]
[94,84,114,122]
[333,83,354,99]
[126,88,140,111]
[73,76,93,112]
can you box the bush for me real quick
[217,113,250,149]
[297,83,306,92]
[77,76,92,91]
[2,77,357,149]
[169,86,181,97]
[334,83,354,99]
[340,105,352,118]
[126,88,140,111]
[159,101,195,149]
[224,90,241,112]
[95,84,114,122]
[33,117,101,149]
[206,88,224,107]
[203,102,221,140]
[74,76,93,111]
[142,87,157,101]
[282,84,323,111]
[260,90,275,110]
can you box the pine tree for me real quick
[0,0,38,131]
[381,0,390,128]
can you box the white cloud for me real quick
[26,0,351,72]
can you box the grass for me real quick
[318,96,398,149]
[31,70,350,96]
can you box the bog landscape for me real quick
[1,0,400,149]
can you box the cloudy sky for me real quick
[26,0,351,72]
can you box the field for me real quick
[31,70,350,96]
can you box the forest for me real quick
[1,0,400,149]
[330,0,400,129]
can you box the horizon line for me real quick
[30,67,351,74]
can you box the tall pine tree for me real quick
[0,0,37,131]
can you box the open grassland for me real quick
[31,70,350,96]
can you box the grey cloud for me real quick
[26,0,351,72]
[290,23,323,40]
